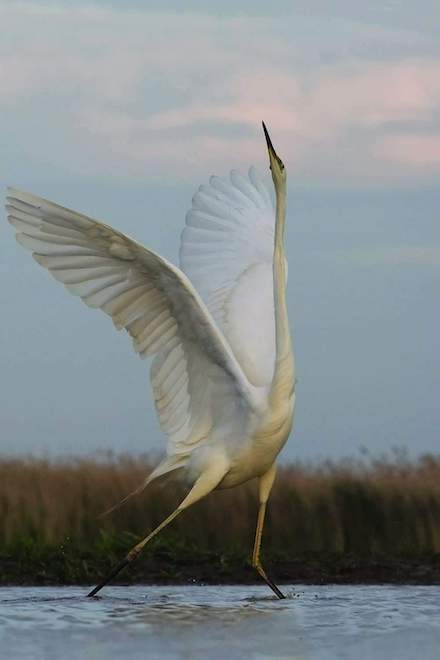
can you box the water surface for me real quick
[1,584,439,659]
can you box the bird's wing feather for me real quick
[6,188,258,471]
[180,167,276,387]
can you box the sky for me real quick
[0,1,439,462]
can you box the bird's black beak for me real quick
[262,121,276,157]
[262,121,283,172]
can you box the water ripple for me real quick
[0,585,439,660]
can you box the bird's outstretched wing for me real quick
[180,167,277,387]
[6,189,259,476]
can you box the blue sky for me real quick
[1,1,439,462]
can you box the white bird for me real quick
[6,123,295,599]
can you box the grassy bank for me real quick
[1,454,440,585]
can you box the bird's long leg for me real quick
[87,508,182,597]
[251,463,285,599]
[87,456,229,597]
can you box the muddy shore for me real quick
[2,554,440,587]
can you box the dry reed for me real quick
[1,453,440,559]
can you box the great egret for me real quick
[6,122,295,599]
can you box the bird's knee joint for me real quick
[127,548,141,562]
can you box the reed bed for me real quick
[1,454,440,584]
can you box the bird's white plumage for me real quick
[7,125,296,600]
[6,188,261,478]
[180,167,276,386]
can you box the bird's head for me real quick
[262,121,286,189]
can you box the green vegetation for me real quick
[1,454,440,585]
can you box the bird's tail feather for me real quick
[99,457,187,518]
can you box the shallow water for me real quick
[1,584,439,659]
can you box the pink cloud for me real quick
[145,59,440,142]
[376,134,440,167]
[142,60,440,178]
[309,61,440,129]
[2,4,440,182]
[70,60,440,181]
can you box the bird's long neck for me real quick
[269,182,294,405]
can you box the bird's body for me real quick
[6,123,294,598]
[187,387,295,490]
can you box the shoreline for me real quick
[2,556,440,587]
